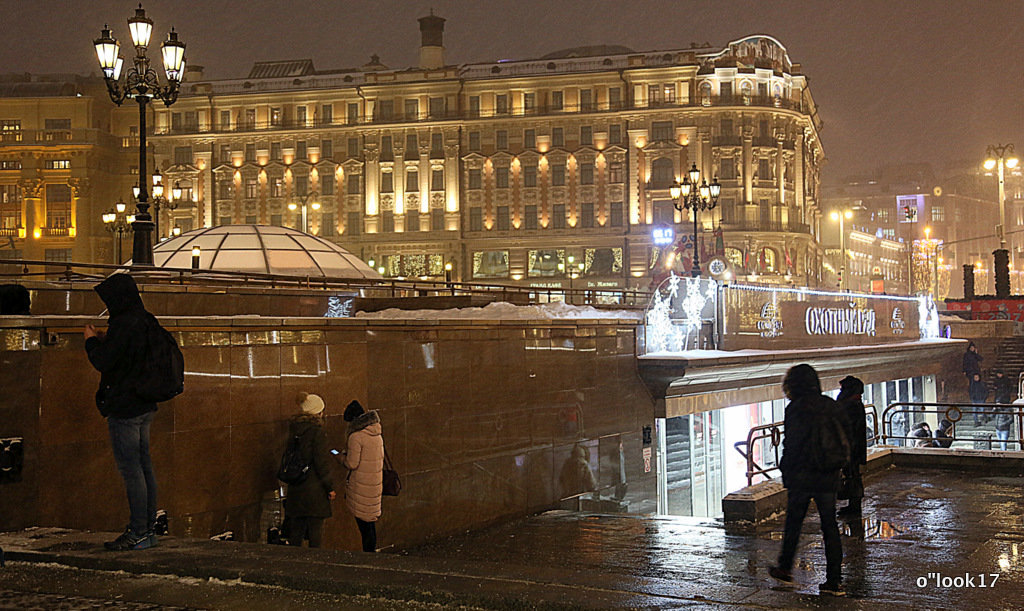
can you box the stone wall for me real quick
[0,315,655,551]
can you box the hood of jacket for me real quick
[348,409,380,435]
[94,274,145,317]
[783,364,821,399]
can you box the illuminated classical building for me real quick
[146,15,825,289]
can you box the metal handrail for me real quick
[879,402,1024,448]
[736,404,878,487]
[0,258,651,307]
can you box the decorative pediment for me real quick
[341,159,364,172]
[517,150,541,164]
[461,152,487,162]
[642,140,682,153]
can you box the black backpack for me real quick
[813,406,850,472]
[134,314,185,403]
[277,431,311,485]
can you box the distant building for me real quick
[146,15,826,289]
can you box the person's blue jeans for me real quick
[108,411,157,536]
[996,429,1010,451]
[778,489,843,584]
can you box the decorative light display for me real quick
[644,274,718,353]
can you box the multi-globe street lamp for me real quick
[670,163,721,278]
[558,255,585,290]
[984,144,1019,251]
[830,209,854,291]
[288,190,320,234]
[101,199,135,264]
[134,170,181,239]
[94,5,186,265]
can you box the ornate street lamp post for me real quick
[830,209,853,291]
[101,199,135,264]
[288,190,320,234]
[670,163,721,278]
[94,5,185,265]
[984,144,1019,251]
[135,170,181,239]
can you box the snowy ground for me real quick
[355,301,643,321]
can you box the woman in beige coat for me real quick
[342,400,384,552]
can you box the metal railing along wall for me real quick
[880,402,1024,449]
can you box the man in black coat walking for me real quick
[770,364,849,596]
[836,376,867,516]
[85,274,159,551]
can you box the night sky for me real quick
[2,0,1022,182]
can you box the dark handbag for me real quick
[382,448,401,496]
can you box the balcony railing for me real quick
[40,226,70,237]
[0,227,21,237]
[0,129,121,149]
[721,219,810,234]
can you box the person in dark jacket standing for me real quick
[84,274,159,551]
[962,341,983,383]
[836,376,867,516]
[993,370,1013,405]
[933,419,954,448]
[770,364,849,597]
[969,373,989,425]
[285,393,335,548]
[994,405,1014,450]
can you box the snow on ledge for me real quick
[355,301,643,321]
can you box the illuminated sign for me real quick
[804,304,876,336]
[652,225,675,246]
[757,302,783,338]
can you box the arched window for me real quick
[700,82,712,106]
[650,158,675,189]
[725,247,744,271]
[741,82,753,105]
[760,247,778,273]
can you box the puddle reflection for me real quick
[840,517,910,539]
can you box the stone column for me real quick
[443,139,460,230]
[363,142,379,233]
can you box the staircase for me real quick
[993,337,1024,391]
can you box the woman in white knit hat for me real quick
[283,392,335,548]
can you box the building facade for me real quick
[148,16,825,289]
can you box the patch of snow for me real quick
[355,301,642,321]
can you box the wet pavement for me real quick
[1,466,1022,609]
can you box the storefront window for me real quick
[528,249,564,277]
[584,247,622,275]
[473,250,509,279]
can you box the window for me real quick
[1,120,21,137]
[610,202,623,227]
[322,139,333,159]
[245,143,256,162]
[663,84,676,104]
[244,109,256,129]
[171,113,181,131]
[376,99,394,121]
[431,133,443,157]
[608,162,623,184]
[586,247,622,275]
[429,97,446,118]
[580,202,594,228]
[174,146,192,165]
[528,249,562,276]
[380,136,393,161]
[609,87,621,108]
[220,110,231,129]
[650,158,674,188]
[551,163,566,186]
[580,162,594,185]
[380,171,393,193]
[758,158,771,181]
[347,175,361,194]
[469,96,481,117]
[720,81,732,99]
[347,211,360,235]
[523,165,537,187]
[270,177,283,197]
[271,142,282,161]
[523,92,536,111]
[184,111,198,130]
[348,103,360,124]
[0,160,21,170]
[524,129,536,149]
[469,131,480,151]
[720,157,736,180]
[648,84,662,105]
[431,208,444,231]
[431,168,444,191]
[654,201,675,225]
[580,125,593,146]
[219,215,233,226]
[296,141,307,160]
[652,121,673,141]
[219,145,232,164]
[296,106,307,126]
[551,90,563,110]
[473,250,509,278]
[552,127,564,147]
[760,119,770,139]
[45,184,71,229]
[496,130,508,150]
[245,215,258,224]
[1,185,21,229]
[218,179,232,199]
[406,169,418,192]
[524,205,538,230]
[406,134,417,155]
[44,160,70,169]
[609,123,622,144]
[44,118,71,130]
[721,119,734,136]
[406,210,419,232]
[347,137,360,157]
[579,89,593,111]
[552,203,566,229]
[321,176,334,196]
[470,207,482,231]
[877,209,891,223]
[381,210,394,232]
[931,206,945,222]
[405,99,419,120]
[496,167,509,188]
[321,213,335,236]
[496,205,510,231]
[44,248,72,262]
[495,94,509,115]
[469,169,482,189]
[270,107,282,126]
[270,214,282,226]
[245,178,258,198]
[321,104,333,124]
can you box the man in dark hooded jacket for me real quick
[770,364,849,596]
[84,274,159,551]
[836,376,867,516]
